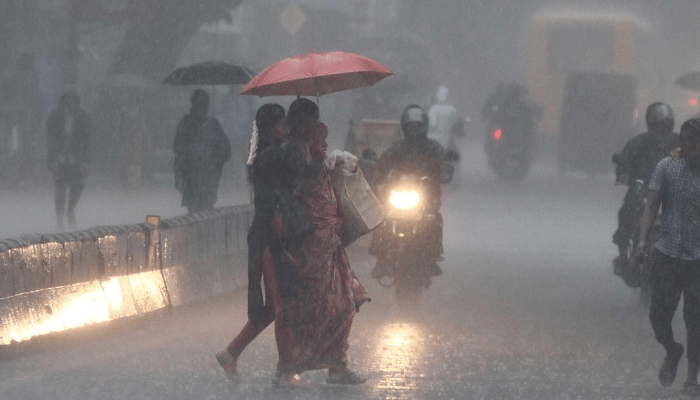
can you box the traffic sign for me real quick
[279,2,307,36]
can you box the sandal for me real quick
[271,371,303,387]
[326,367,367,385]
[215,350,241,383]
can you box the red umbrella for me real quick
[239,51,394,97]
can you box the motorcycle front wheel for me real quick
[394,276,421,305]
[393,244,422,306]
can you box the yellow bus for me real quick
[526,11,648,136]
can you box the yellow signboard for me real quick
[279,2,307,36]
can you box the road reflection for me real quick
[371,321,425,399]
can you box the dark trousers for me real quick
[53,162,84,220]
[649,250,700,361]
[613,187,637,248]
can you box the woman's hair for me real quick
[287,97,318,141]
[247,103,285,168]
[255,103,286,150]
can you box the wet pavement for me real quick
[0,161,692,399]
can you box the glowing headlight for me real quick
[389,190,420,210]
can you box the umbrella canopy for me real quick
[163,61,255,85]
[675,71,700,91]
[239,51,394,97]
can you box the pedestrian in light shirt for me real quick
[636,117,700,396]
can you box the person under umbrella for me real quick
[276,98,370,385]
[215,103,290,383]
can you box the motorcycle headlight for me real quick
[389,190,420,210]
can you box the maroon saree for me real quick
[277,166,370,374]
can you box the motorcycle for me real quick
[372,171,443,304]
[612,176,660,308]
[485,122,533,181]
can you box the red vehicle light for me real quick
[494,128,502,141]
[690,98,699,107]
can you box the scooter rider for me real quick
[613,102,680,267]
[481,83,540,146]
[369,105,446,283]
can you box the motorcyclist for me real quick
[369,105,446,285]
[481,83,540,153]
[612,102,680,269]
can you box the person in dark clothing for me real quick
[635,117,700,396]
[378,105,445,202]
[173,89,231,213]
[481,83,540,145]
[613,102,679,262]
[370,105,446,283]
[46,91,91,229]
[216,103,289,383]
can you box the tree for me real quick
[109,0,244,81]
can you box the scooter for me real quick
[485,123,532,182]
[372,171,442,304]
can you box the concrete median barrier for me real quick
[0,205,253,345]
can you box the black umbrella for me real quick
[675,71,700,91]
[163,61,255,85]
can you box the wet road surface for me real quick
[0,162,691,399]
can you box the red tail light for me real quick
[690,98,698,107]
[494,128,502,141]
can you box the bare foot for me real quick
[215,350,240,383]
[271,371,303,387]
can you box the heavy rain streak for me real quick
[1,1,700,399]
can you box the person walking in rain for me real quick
[216,103,290,383]
[173,89,231,213]
[275,97,370,386]
[46,91,91,229]
[636,117,700,396]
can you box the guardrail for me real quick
[0,205,253,345]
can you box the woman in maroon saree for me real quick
[275,97,370,385]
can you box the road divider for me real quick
[0,205,253,345]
